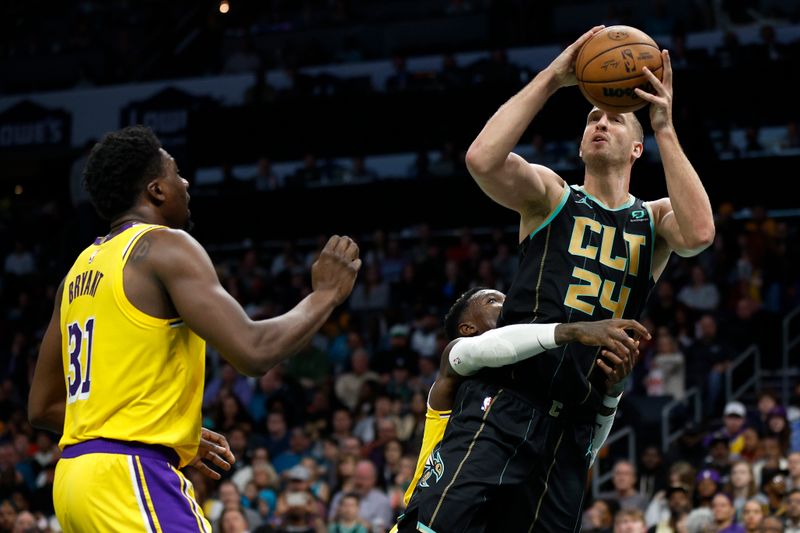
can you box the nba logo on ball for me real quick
[575,25,664,113]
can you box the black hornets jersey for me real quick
[493,184,656,413]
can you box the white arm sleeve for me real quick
[448,323,559,377]
[589,393,622,467]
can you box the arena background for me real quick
[1,1,799,531]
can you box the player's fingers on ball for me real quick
[663,51,673,88]
[633,88,658,103]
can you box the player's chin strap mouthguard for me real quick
[448,323,559,377]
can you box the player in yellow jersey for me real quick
[28,126,361,533]
[392,287,648,532]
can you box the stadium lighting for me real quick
[219,0,230,14]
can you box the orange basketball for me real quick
[575,25,663,113]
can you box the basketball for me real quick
[575,25,663,113]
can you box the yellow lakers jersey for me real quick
[59,223,205,467]
[403,404,451,506]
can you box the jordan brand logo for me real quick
[574,195,593,208]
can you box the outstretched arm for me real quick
[465,26,604,223]
[147,231,361,376]
[637,51,715,259]
[448,319,649,377]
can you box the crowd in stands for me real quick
[1,184,800,531]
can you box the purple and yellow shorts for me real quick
[54,439,211,532]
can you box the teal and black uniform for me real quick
[399,184,656,533]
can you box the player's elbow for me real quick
[689,224,715,251]
[27,402,58,432]
[230,351,275,377]
[465,143,496,178]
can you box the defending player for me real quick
[28,126,361,532]
[401,25,714,532]
[394,287,648,532]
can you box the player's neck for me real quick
[108,206,167,235]
[582,171,631,209]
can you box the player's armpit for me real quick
[466,151,564,219]
[648,197,714,257]
[29,280,66,433]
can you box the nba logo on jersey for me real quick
[419,450,445,488]
[481,396,494,412]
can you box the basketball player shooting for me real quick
[398,26,715,532]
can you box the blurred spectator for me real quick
[327,492,369,533]
[273,464,325,532]
[650,483,692,532]
[328,460,391,532]
[765,406,792,456]
[684,506,715,533]
[754,437,789,489]
[695,469,722,508]
[638,446,668,501]
[704,435,734,485]
[233,447,279,493]
[583,498,616,532]
[349,266,390,313]
[353,394,397,446]
[209,480,262,528]
[0,500,17,532]
[334,350,379,411]
[759,516,784,532]
[677,265,719,313]
[711,492,744,533]
[614,508,647,533]
[727,461,766,519]
[205,363,254,410]
[686,315,734,415]
[644,331,686,401]
[741,499,764,533]
[785,488,800,533]
[788,452,800,491]
[597,460,648,513]
[252,412,291,459]
[220,506,253,533]
[272,428,312,474]
[762,472,788,516]
[753,391,781,436]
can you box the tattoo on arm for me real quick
[130,236,151,263]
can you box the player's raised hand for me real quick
[635,49,674,133]
[547,26,605,88]
[311,235,362,305]
[189,427,236,480]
